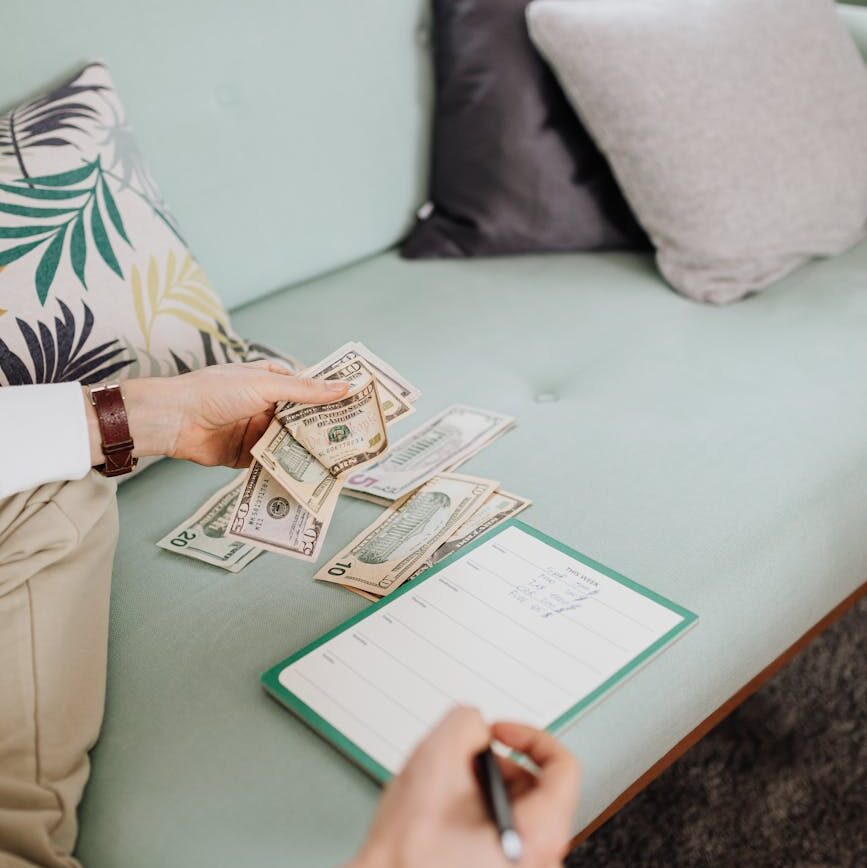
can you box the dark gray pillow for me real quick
[401,0,647,258]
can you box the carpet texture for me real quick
[566,595,866,868]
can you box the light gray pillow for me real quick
[526,0,867,304]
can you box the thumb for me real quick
[405,706,490,795]
[414,705,490,765]
[258,373,349,406]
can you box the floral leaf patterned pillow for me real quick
[0,62,274,387]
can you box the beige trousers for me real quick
[0,473,118,868]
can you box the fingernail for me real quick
[326,380,349,392]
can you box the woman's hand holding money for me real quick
[82,362,349,470]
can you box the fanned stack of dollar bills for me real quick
[157,342,530,601]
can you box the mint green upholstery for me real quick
[0,0,431,309]
[2,3,866,866]
[841,1,867,44]
[79,241,867,866]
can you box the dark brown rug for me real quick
[566,595,867,868]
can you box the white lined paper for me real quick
[279,525,687,774]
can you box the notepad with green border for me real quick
[262,519,698,782]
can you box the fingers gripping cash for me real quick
[160,341,526,600]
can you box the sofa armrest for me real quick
[840,4,867,62]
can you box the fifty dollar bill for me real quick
[225,461,340,562]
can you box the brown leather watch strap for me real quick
[89,383,138,477]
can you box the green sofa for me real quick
[3,3,867,865]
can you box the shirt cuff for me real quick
[0,382,92,499]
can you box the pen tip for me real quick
[501,829,523,863]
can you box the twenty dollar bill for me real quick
[157,473,263,573]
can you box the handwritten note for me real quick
[277,524,692,775]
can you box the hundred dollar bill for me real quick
[342,405,515,502]
[342,489,531,601]
[276,341,419,426]
[251,369,388,519]
[315,472,498,596]
[225,461,338,562]
[157,473,263,573]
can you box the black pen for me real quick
[473,746,523,863]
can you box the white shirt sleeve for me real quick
[0,383,92,499]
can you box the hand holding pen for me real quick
[351,706,580,868]
[474,745,524,862]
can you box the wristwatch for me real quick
[88,383,138,477]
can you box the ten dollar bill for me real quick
[316,472,498,595]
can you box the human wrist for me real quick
[122,377,183,458]
[81,378,182,466]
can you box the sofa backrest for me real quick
[0,0,432,310]
[1,3,865,311]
